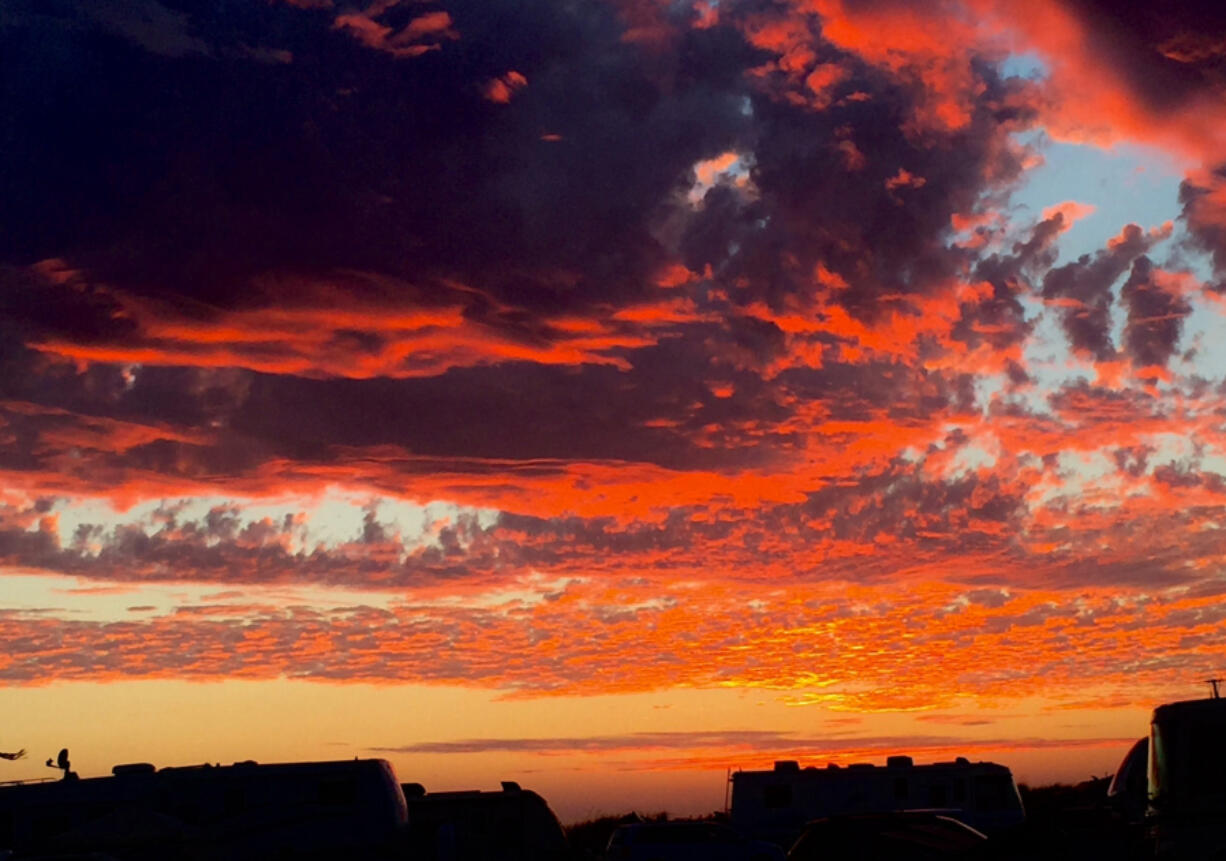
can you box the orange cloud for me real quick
[1040,200,1096,229]
[2,576,1224,715]
[483,70,528,103]
[333,2,458,58]
[22,270,693,379]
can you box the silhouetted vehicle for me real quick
[605,821,785,861]
[0,758,407,860]
[1146,696,1226,859]
[786,812,990,859]
[730,757,1024,848]
[1107,737,1149,826]
[400,780,570,860]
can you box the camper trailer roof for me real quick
[1153,697,1226,721]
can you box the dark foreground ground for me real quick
[563,777,1150,859]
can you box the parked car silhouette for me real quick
[786,812,991,860]
[606,821,785,861]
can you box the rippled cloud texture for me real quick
[4,0,1226,785]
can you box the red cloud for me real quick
[22,269,694,379]
[2,576,1225,715]
[333,2,458,58]
[483,70,528,103]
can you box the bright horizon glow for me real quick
[0,679,1148,822]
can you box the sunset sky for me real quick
[4,0,1226,822]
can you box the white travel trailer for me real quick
[730,756,1025,847]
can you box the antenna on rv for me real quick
[1207,678,1224,699]
[45,748,77,781]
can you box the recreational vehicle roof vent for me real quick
[773,761,800,773]
[826,763,840,770]
[501,781,521,792]
[112,762,155,775]
[887,756,913,768]
[402,782,427,799]
[955,757,969,765]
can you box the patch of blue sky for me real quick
[959,127,1196,418]
[1144,431,1199,465]
[999,52,1047,81]
[933,422,999,475]
[971,371,1018,415]
[1010,132,1185,266]
[1043,449,1128,506]
[947,441,998,477]
[1,572,156,621]
[992,128,1226,421]
[1029,430,1208,511]
[1015,293,1075,411]
[0,571,407,624]
[51,490,500,555]
[1202,448,1226,477]
[1175,292,1226,384]
[687,151,754,205]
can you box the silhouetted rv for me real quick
[400,780,570,860]
[1145,696,1226,859]
[0,758,407,860]
[786,811,990,860]
[1107,737,1148,826]
[730,757,1024,848]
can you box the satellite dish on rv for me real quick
[45,748,77,780]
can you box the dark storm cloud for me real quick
[1039,224,1163,361]
[1120,256,1192,370]
[1056,0,1226,115]
[677,34,1039,326]
[960,210,1068,359]
[1179,166,1226,284]
[0,0,754,311]
[0,0,1065,527]
[1,0,1038,329]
